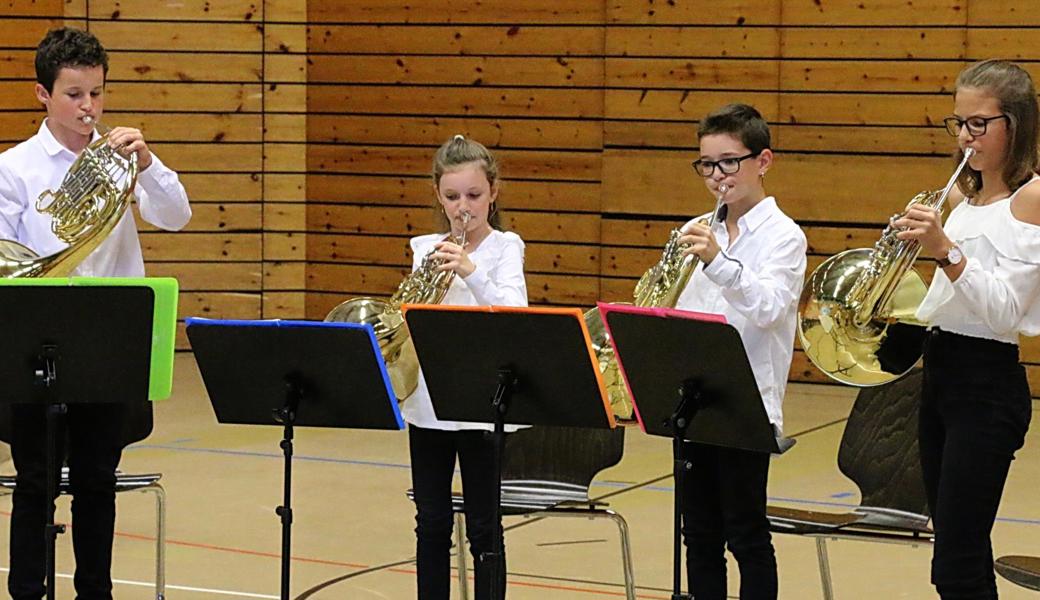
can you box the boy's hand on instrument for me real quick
[107,127,152,171]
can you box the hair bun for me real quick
[453,134,465,142]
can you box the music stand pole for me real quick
[186,318,404,600]
[35,345,66,600]
[483,368,517,599]
[670,382,701,600]
[403,305,615,600]
[0,284,157,600]
[274,376,303,600]
[599,304,792,600]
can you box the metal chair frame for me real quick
[769,507,932,600]
[768,369,933,600]
[408,426,635,600]
[0,467,166,600]
[444,479,636,600]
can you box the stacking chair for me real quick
[0,399,167,600]
[995,555,1040,592]
[767,368,932,600]
[408,425,634,600]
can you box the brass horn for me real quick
[587,184,728,421]
[326,212,472,401]
[798,148,975,386]
[1,122,138,278]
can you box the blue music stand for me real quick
[185,318,402,600]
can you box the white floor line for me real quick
[0,567,280,599]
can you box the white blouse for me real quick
[917,176,1040,344]
[400,229,528,431]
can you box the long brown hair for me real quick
[954,60,1040,197]
[431,134,503,231]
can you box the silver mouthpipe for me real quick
[457,211,472,247]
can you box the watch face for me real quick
[948,246,963,264]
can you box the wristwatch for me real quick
[936,245,963,268]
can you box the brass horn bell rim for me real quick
[797,248,929,387]
[324,297,419,402]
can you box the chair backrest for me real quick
[836,367,929,515]
[501,425,625,489]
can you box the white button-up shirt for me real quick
[0,121,191,277]
[401,229,528,431]
[675,196,807,432]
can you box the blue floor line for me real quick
[127,443,412,470]
[129,442,1040,526]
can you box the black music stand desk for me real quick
[185,318,403,600]
[598,302,793,600]
[0,283,155,600]
[403,304,615,600]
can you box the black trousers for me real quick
[681,440,777,600]
[408,425,506,600]
[921,329,1032,600]
[8,403,124,600]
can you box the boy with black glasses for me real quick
[675,103,807,600]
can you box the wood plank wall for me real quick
[3,0,1040,392]
[302,0,1040,392]
[0,0,307,349]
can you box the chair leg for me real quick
[454,512,469,600]
[136,483,166,600]
[815,537,834,600]
[603,510,637,600]
[523,509,637,600]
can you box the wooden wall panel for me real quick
[3,0,1039,396]
[302,0,1038,397]
[306,1,604,24]
[0,0,301,351]
[304,4,606,322]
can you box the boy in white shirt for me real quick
[0,27,190,600]
[676,103,806,600]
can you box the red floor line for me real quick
[1,510,668,598]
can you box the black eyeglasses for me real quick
[691,152,759,177]
[944,114,1008,137]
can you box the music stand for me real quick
[598,302,792,600]
[403,304,614,600]
[185,318,403,600]
[0,284,154,600]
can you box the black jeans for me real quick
[681,441,777,600]
[408,425,506,600]
[921,329,1032,600]
[8,403,125,600]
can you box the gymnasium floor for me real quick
[1,354,1037,599]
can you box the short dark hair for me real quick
[35,27,108,93]
[697,103,771,155]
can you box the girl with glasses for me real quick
[894,59,1040,600]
